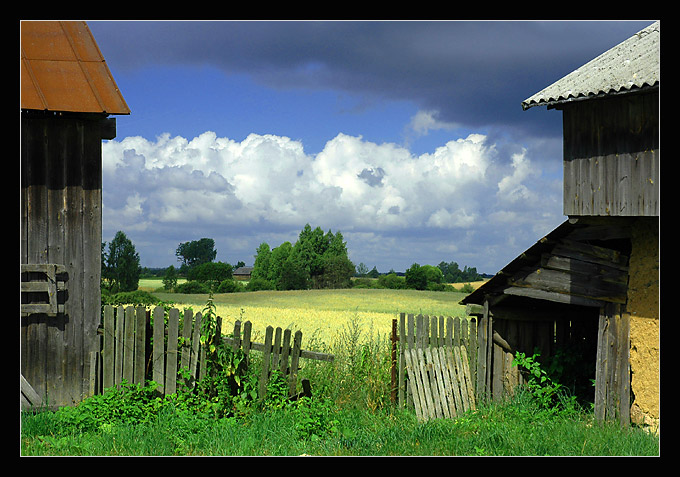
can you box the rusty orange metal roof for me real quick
[21,21,130,115]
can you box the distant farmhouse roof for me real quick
[233,266,254,276]
[521,21,659,111]
[21,21,131,115]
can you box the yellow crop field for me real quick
[152,287,472,346]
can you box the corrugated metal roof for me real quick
[21,20,130,115]
[521,21,659,110]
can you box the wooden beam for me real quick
[503,286,606,308]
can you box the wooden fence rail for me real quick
[393,313,478,421]
[93,305,333,400]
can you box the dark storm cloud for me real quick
[90,20,653,140]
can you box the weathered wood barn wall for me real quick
[21,21,130,409]
[463,21,659,429]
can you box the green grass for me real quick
[21,392,659,456]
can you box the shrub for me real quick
[377,273,405,289]
[459,283,475,293]
[175,280,211,294]
[102,290,159,306]
[187,261,233,284]
[216,279,243,294]
[245,277,276,291]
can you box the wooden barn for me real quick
[21,21,130,409]
[461,21,659,429]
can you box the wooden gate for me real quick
[394,313,477,421]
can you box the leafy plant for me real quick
[512,351,567,413]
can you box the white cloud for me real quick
[405,109,460,139]
[102,130,562,272]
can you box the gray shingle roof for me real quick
[522,21,659,110]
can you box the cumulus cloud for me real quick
[102,130,562,272]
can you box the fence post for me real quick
[152,306,165,395]
[102,305,114,390]
[165,308,179,395]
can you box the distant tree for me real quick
[103,231,141,292]
[405,263,427,290]
[163,265,178,291]
[251,242,272,281]
[187,261,233,287]
[278,254,309,290]
[356,262,369,277]
[176,238,217,269]
[251,224,354,290]
[367,266,380,279]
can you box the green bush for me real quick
[216,279,244,293]
[175,280,211,294]
[102,290,159,306]
[187,261,233,283]
[245,277,276,291]
[377,273,405,289]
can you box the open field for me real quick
[149,286,473,344]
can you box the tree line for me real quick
[101,227,486,296]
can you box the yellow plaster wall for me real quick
[626,217,659,431]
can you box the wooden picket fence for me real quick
[92,305,333,399]
[393,313,478,421]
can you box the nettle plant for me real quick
[512,350,575,413]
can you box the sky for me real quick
[88,20,655,274]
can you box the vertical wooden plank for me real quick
[453,345,470,412]
[594,306,608,422]
[189,312,203,386]
[272,327,283,372]
[242,321,253,357]
[123,306,135,384]
[486,310,493,402]
[404,348,424,421]
[152,306,165,394]
[430,316,438,350]
[134,306,146,385]
[232,320,242,352]
[180,308,193,377]
[114,305,124,387]
[492,341,504,402]
[468,317,477,392]
[288,330,302,396]
[476,305,489,403]
[260,326,274,400]
[416,314,424,350]
[445,316,453,350]
[428,347,449,419]
[437,347,457,417]
[416,349,436,420]
[102,305,114,390]
[618,311,631,427]
[406,314,415,408]
[88,351,98,397]
[165,308,180,395]
[398,313,406,407]
[280,328,292,375]
[445,347,463,415]
[460,345,476,410]
[453,316,461,348]
[424,347,443,419]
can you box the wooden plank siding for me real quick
[561,91,659,217]
[21,111,105,409]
